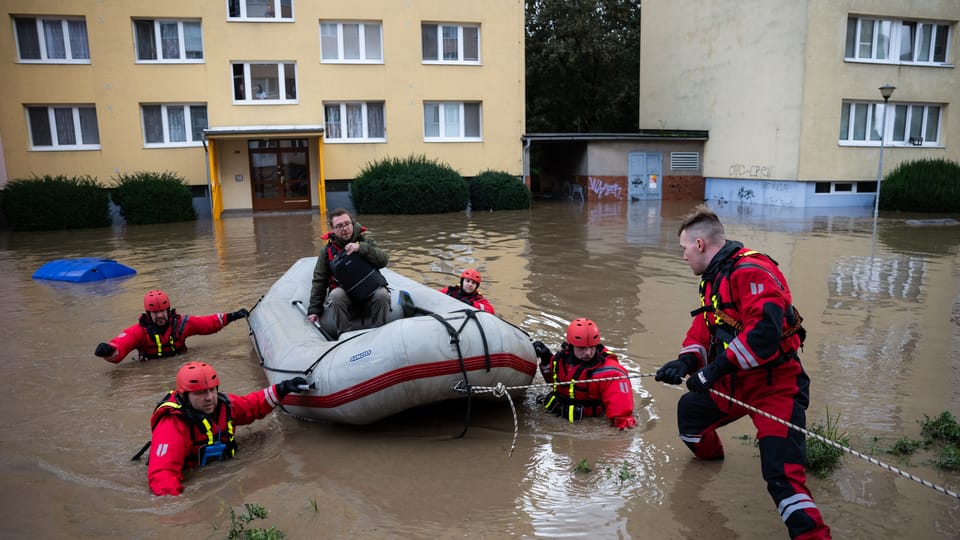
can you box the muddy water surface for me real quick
[1,200,958,539]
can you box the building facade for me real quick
[1,0,525,216]
[639,0,958,208]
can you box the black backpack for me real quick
[330,252,388,301]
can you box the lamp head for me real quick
[879,84,896,101]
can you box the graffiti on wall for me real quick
[588,176,624,200]
[728,164,773,178]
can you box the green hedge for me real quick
[111,171,197,224]
[351,155,468,214]
[469,170,531,211]
[880,158,960,212]
[1,175,110,230]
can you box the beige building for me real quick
[640,0,959,208]
[0,0,525,216]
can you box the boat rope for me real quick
[469,372,960,501]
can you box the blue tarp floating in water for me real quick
[32,258,137,283]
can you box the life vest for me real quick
[138,310,189,360]
[541,345,625,422]
[443,286,484,305]
[150,391,237,469]
[691,250,805,360]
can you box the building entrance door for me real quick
[248,138,311,211]
[628,152,663,201]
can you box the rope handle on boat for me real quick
[470,372,960,501]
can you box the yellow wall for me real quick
[640,0,959,184]
[0,0,525,210]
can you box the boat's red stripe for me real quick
[283,353,535,409]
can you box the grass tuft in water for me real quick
[805,407,848,478]
[228,503,284,540]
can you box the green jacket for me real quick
[307,220,389,315]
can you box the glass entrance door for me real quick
[248,138,311,211]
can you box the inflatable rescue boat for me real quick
[248,256,538,424]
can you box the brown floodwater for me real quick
[1,200,958,539]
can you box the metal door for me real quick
[628,152,663,201]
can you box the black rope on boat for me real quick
[458,309,493,373]
[423,312,473,439]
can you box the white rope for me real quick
[469,373,960,501]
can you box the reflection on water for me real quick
[0,200,958,538]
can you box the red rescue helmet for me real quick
[144,289,171,312]
[566,318,601,347]
[176,361,219,393]
[461,268,482,284]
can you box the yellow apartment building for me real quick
[640,0,959,208]
[0,0,525,216]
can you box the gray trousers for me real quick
[321,286,391,337]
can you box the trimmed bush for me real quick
[351,155,468,214]
[1,174,110,230]
[469,170,531,211]
[111,171,197,224]
[880,158,960,212]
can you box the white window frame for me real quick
[839,100,942,147]
[13,16,90,63]
[227,0,294,21]
[421,23,480,64]
[141,104,208,147]
[423,102,482,142]
[323,102,386,142]
[231,62,298,103]
[133,19,204,63]
[845,16,951,66]
[26,105,100,151]
[319,21,383,63]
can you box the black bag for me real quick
[330,252,387,301]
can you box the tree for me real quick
[526,0,641,133]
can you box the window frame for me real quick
[25,105,100,151]
[133,19,204,63]
[423,101,482,142]
[323,101,387,143]
[844,16,951,66]
[231,62,298,104]
[839,100,943,147]
[319,21,383,63]
[13,16,90,63]
[226,0,294,21]
[421,23,481,64]
[140,103,208,147]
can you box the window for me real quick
[323,102,385,141]
[26,105,99,150]
[227,0,293,20]
[423,102,481,141]
[840,101,942,146]
[421,23,480,63]
[815,181,875,194]
[232,62,297,102]
[14,16,90,62]
[141,104,207,146]
[845,16,951,65]
[134,20,203,62]
[320,22,382,62]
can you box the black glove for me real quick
[655,358,691,385]
[94,342,116,358]
[686,357,735,394]
[275,376,310,399]
[226,308,249,323]
[532,341,552,365]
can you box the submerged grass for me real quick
[805,407,848,478]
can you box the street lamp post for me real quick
[872,84,896,222]
[870,84,895,259]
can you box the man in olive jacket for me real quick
[307,208,390,337]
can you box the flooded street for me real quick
[1,200,958,539]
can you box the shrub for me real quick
[1,174,110,230]
[111,171,197,225]
[880,158,960,212]
[351,155,468,214]
[469,170,531,211]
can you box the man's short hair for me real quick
[328,208,354,226]
[678,204,725,243]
